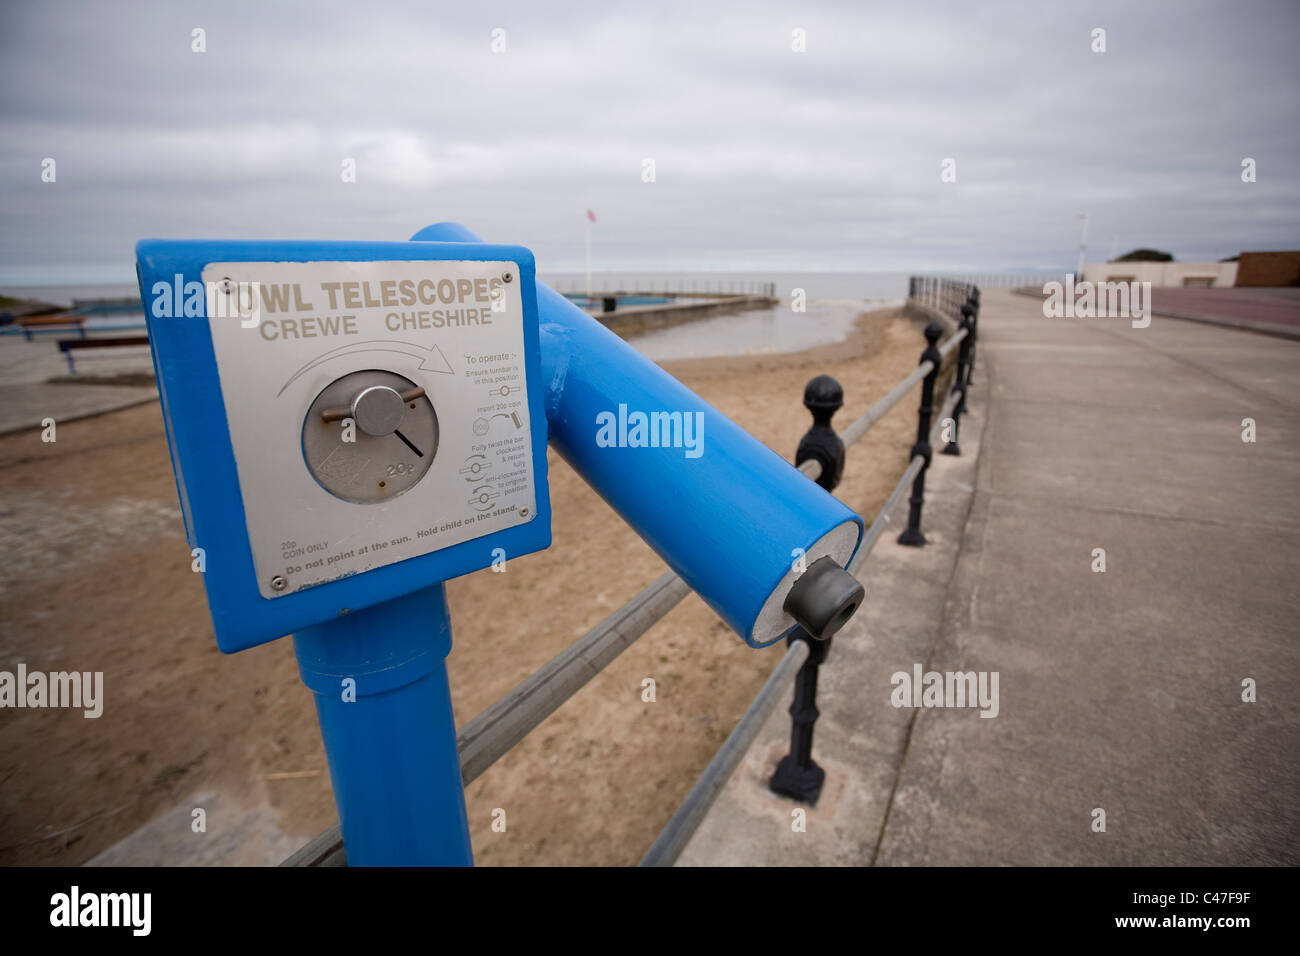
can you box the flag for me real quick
[586,209,597,224]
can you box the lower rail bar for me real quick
[283,569,693,866]
[638,639,811,867]
[457,570,692,782]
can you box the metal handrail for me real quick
[638,388,961,866]
[286,319,969,867]
[639,639,811,866]
[282,569,692,867]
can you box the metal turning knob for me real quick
[350,385,406,436]
[783,556,865,641]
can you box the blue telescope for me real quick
[136,223,863,865]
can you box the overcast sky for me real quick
[1,0,1297,282]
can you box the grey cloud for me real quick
[1,0,1297,280]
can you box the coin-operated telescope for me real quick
[137,223,863,865]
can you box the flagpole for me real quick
[1075,213,1089,281]
[585,217,592,301]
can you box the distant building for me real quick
[1082,259,1237,288]
[1233,251,1300,287]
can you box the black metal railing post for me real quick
[966,288,980,386]
[795,374,846,491]
[942,305,974,456]
[898,321,943,547]
[769,374,850,805]
[769,628,833,804]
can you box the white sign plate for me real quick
[200,259,537,598]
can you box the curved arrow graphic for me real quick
[278,340,454,396]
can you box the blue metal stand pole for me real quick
[292,584,472,866]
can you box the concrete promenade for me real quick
[0,333,156,434]
[679,289,1300,866]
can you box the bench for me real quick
[57,335,151,375]
[19,313,87,340]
